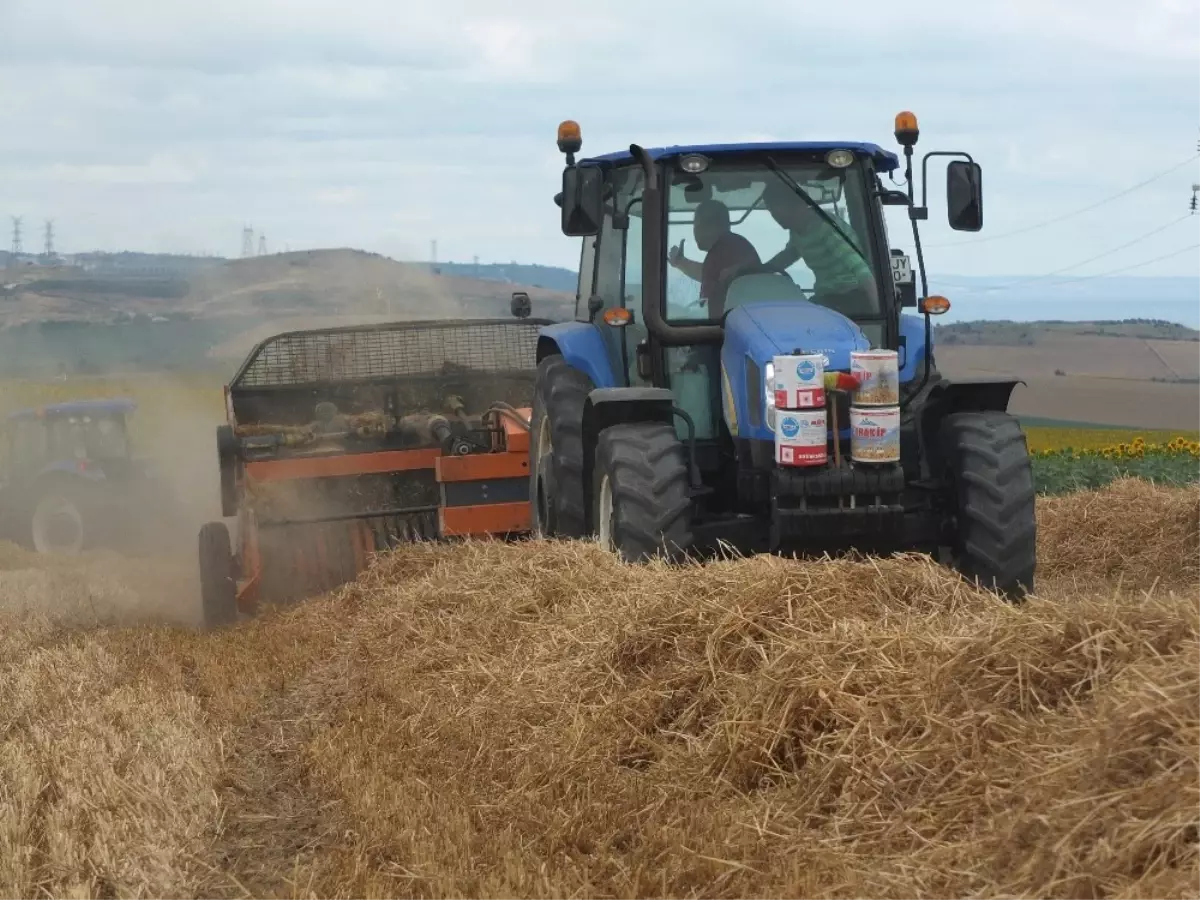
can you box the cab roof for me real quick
[582,141,901,173]
[7,397,137,421]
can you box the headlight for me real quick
[765,361,776,431]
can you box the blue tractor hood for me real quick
[728,300,870,371]
[719,299,874,442]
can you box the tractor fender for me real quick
[581,387,677,527]
[916,377,1026,478]
[536,323,617,389]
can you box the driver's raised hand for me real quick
[668,240,686,267]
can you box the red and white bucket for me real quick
[775,409,829,467]
[849,406,901,464]
[773,354,826,410]
[850,350,900,407]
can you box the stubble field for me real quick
[0,369,1197,898]
[0,479,1196,899]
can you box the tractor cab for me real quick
[4,398,138,480]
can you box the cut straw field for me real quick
[0,478,1196,899]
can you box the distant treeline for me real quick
[25,277,191,299]
[936,318,1199,345]
[416,261,578,293]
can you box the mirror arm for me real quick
[918,150,977,210]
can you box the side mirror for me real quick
[946,160,983,232]
[561,166,604,237]
[510,291,531,319]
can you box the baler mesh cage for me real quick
[233,320,544,388]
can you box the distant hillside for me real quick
[0,249,574,377]
[409,261,577,294]
[936,319,1200,346]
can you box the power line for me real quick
[928,153,1200,248]
[974,214,1195,291]
[1024,242,1199,288]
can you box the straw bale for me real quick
[0,482,1194,898]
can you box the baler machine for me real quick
[197,318,547,628]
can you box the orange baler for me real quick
[196,318,547,628]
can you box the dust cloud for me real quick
[0,370,225,630]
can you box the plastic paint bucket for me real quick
[774,354,826,410]
[849,406,901,464]
[775,409,829,467]
[850,350,900,407]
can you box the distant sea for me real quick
[927,275,1199,329]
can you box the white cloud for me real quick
[0,0,1194,274]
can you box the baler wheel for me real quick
[198,521,239,629]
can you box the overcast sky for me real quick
[1,0,1197,278]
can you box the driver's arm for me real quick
[765,232,802,271]
[669,253,704,283]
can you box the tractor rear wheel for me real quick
[939,411,1037,599]
[592,422,693,562]
[529,354,594,539]
[198,521,239,629]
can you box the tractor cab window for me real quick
[8,420,48,471]
[88,416,130,459]
[662,159,883,323]
[45,415,129,461]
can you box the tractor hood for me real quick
[730,301,870,371]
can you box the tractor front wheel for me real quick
[198,521,239,629]
[939,411,1037,599]
[592,422,693,563]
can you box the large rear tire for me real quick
[30,488,90,556]
[529,354,593,539]
[939,411,1037,599]
[592,422,693,562]
[199,521,239,629]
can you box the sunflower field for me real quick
[1029,433,1200,495]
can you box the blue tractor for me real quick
[525,112,1036,597]
[0,398,183,555]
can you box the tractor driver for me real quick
[667,199,761,320]
[760,181,879,315]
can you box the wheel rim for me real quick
[33,496,84,555]
[597,473,614,551]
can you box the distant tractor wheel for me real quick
[529,354,594,539]
[939,411,1037,599]
[592,422,693,563]
[31,491,87,556]
[198,521,239,629]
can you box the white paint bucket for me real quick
[849,406,901,464]
[775,409,828,467]
[773,354,826,410]
[850,350,900,407]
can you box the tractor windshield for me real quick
[46,415,130,461]
[660,157,884,323]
